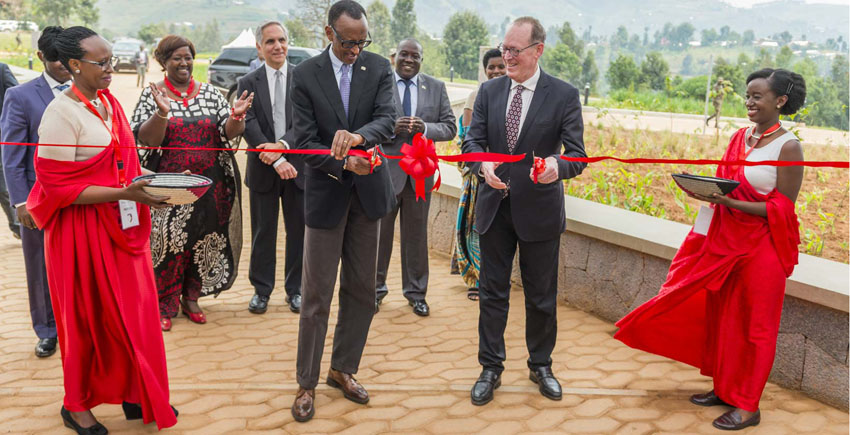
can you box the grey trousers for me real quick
[21,224,56,339]
[296,192,379,389]
[376,179,430,301]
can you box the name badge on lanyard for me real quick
[72,84,139,229]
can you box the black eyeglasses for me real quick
[78,56,118,70]
[498,42,540,58]
[331,26,372,49]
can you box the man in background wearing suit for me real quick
[1,26,71,358]
[238,20,305,315]
[462,16,587,406]
[0,60,20,239]
[375,38,456,317]
[289,0,396,422]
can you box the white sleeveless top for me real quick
[743,130,799,195]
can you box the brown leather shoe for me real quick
[712,409,761,431]
[326,369,369,404]
[291,388,315,423]
[690,390,730,407]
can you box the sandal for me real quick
[467,288,479,301]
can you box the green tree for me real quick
[671,22,694,49]
[76,0,98,27]
[137,23,166,45]
[742,30,755,45]
[391,0,417,44]
[774,30,792,46]
[755,48,773,69]
[581,50,599,91]
[558,21,583,58]
[418,33,447,77]
[681,54,694,75]
[831,55,849,129]
[640,51,669,90]
[607,54,639,90]
[32,0,99,27]
[285,18,313,47]
[297,0,333,48]
[713,57,745,95]
[543,43,581,85]
[611,25,628,50]
[792,57,818,79]
[441,10,488,80]
[775,45,793,69]
[366,0,392,56]
[701,28,718,46]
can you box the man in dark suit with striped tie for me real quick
[289,0,397,422]
[1,26,72,358]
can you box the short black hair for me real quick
[38,26,64,62]
[746,68,807,115]
[54,26,98,73]
[482,48,502,68]
[328,0,367,27]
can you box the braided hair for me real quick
[37,26,64,62]
[53,26,98,73]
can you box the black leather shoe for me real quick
[248,294,269,314]
[121,402,179,420]
[35,338,57,358]
[286,294,302,313]
[529,367,562,400]
[409,299,430,317]
[60,406,108,435]
[471,369,501,406]
[376,291,387,305]
[713,409,761,430]
[690,390,730,407]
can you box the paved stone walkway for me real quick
[0,72,847,434]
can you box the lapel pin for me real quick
[361,66,366,71]
[421,85,427,90]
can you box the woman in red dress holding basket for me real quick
[29,27,177,433]
[615,68,807,431]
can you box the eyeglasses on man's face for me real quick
[498,42,540,58]
[331,26,372,49]
[78,56,118,70]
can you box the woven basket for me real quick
[132,173,213,205]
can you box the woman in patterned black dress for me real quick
[131,35,254,331]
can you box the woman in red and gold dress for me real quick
[615,68,807,431]
[29,27,178,433]
[131,35,253,331]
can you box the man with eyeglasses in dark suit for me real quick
[289,0,397,422]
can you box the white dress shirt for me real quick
[328,48,353,87]
[43,72,72,97]
[394,71,419,115]
[505,66,541,135]
[265,62,291,168]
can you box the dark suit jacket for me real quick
[383,73,456,196]
[237,63,303,191]
[291,47,397,229]
[1,73,47,207]
[462,69,587,242]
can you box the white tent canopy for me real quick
[222,28,255,49]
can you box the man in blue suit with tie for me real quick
[1,26,71,358]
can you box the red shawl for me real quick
[614,128,800,409]
[27,90,176,429]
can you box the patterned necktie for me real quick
[503,84,525,198]
[339,63,351,117]
[506,84,524,153]
[55,84,69,92]
[401,79,413,117]
[273,70,286,140]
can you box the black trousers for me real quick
[248,179,304,298]
[478,199,560,374]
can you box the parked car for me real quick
[112,39,145,72]
[208,46,321,104]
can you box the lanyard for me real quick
[71,84,127,186]
[742,122,781,160]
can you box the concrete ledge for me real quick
[431,162,850,409]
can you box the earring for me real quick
[74,69,80,74]
[777,105,781,109]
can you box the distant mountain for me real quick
[96,0,848,45]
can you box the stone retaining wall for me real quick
[426,172,849,410]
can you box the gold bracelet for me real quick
[154,110,168,119]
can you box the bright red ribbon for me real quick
[558,155,849,168]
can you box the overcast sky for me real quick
[722,0,848,6]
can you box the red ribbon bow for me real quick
[398,133,440,200]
